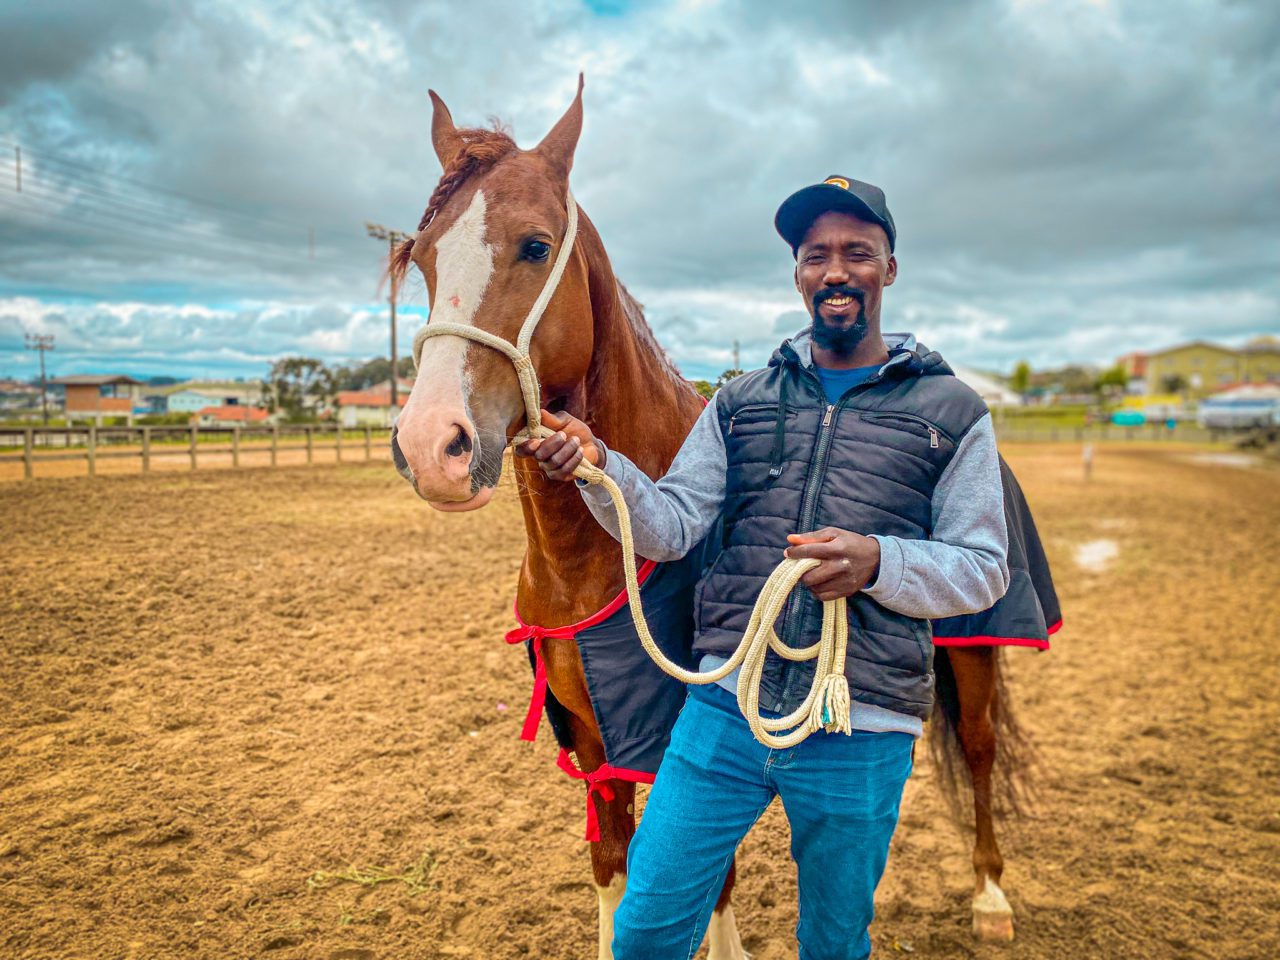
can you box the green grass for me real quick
[307,852,436,896]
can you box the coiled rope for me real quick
[412,190,852,748]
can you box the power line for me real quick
[0,187,346,273]
[0,159,337,267]
[0,139,313,235]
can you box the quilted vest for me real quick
[694,337,989,719]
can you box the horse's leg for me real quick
[545,644,636,960]
[706,858,750,960]
[559,711,634,960]
[947,647,1014,941]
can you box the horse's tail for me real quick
[928,647,1034,822]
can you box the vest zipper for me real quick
[776,369,887,705]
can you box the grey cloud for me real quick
[0,0,1275,382]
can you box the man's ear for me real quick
[884,255,897,287]
[794,265,801,292]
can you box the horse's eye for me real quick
[521,239,551,262]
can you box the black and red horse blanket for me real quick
[506,456,1060,840]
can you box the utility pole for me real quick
[24,333,53,425]
[365,222,412,408]
[733,339,740,372]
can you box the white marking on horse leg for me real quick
[972,875,1014,941]
[595,874,626,960]
[707,903,750,960]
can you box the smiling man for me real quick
[517,176,1010,959]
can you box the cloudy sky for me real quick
[1,0,1276,383]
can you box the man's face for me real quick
[794,210,897,354]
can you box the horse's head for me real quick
[391,78,593,511]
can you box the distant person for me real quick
[518,176,1010,959]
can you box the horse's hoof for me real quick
[972,877,1015,942]
[973,907,1014,941]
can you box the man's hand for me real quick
[513,409,604,482]
[784,527,881,602]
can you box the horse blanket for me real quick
[507,459,1059,840]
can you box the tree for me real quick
[1009,360,1032,396]
[690,379,716,400]
[332,355,414,392]
[715,368,744,390]
[1094,364,1129,395]
[265,357,337,421]
[1160,373,1188,395]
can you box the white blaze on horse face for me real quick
[432,188,494,327]
[399,189,494,489]
[595,875,626,960]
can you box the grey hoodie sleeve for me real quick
[575,394,727,562]
[862,412,1010,618]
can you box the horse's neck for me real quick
[514,229,699,628]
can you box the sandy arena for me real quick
[1,444,1277,960]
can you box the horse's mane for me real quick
[612,281,691,394]
[389,125,518,287]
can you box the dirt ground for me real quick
[1,445,1277,960]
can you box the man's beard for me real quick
[810,286,869,354]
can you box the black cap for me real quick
[774,175,896,255]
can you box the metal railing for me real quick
[0,423,393,480]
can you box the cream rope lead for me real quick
[411,190,853,749]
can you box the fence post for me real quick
[271,424,279,466]
[87,425,97,477]
[142,427,151,473]
[23,428,33,480]
[365,425,372,461]
[335,422,343,463]
[232,425,241,468]
[190,424,198,470]
[306,426,314,464]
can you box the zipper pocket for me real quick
[727,403,779,434]
[860,411,948,448]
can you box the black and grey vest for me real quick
[694,337,990,719]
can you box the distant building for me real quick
[191,405,271,426]
[51,375,145,424]
[949,364,1022,408]
[336,379,411,427]
[143,381,266,415]
[1140,338,1280,397]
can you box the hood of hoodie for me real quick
[770,327,956,380]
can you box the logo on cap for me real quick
[824,177,850,190]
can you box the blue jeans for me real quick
[612,683,914,960]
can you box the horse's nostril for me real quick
[444,425,473,459]
[390,429,411,475]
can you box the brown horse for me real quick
[389,80,1026,953]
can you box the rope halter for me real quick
[411,190,580,443]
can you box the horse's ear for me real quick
[429,89,461,169]
[534,73,584,180]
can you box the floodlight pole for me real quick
[365,222,412,408]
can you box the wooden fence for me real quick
[992,422,1220,444]
[0,424,394,480]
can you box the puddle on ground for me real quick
[1185,453,1263,470]
[1075,538,1119,572]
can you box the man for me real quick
[517,177,1010,959]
